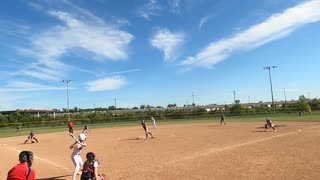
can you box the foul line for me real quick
[167,125,320,164]
[10,147,72,172]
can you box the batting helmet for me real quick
[78,133,87,141]
[86,152,95,161]
[19,151,34,167]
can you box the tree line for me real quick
[0,95,318,128]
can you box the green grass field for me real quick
[0,111,319,138]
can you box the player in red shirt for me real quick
[7,151,36,180]
[68,121,74,134]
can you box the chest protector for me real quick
[80,162,95,180]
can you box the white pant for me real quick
[71,154,83,180]
[71,154,83,168]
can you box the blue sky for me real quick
[0,0,320,110]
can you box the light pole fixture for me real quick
[62,80,72,122]
[263,66,277,113]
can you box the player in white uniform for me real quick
[70,133,87,180]
[140,120,155,139]
[151,116,157,129]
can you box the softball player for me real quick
[265,118,276,132]
[68,121,74,134]
[23,131,38,144]
[140,120,154,139]
[151,116,157,129]
[70,133,87,180]
[220,114,226,125]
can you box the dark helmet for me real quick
[19,151,33,166]
[86,152,95,161]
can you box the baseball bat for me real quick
[69,133,80,143]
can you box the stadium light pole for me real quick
[263,66,277,113]
[233,91,236,103]
[62,80,72,122]
[283,88,287,103]
[192,92,195,106]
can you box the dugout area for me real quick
[1,121,320,179]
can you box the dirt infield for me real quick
[1,121,320,180]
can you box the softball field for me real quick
[1,121,320,180]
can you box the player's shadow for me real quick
[18,142,34,145]
[207,125,222,127]
[252,126,271,132]
[273,125,287,128]
[252,130,268,133]
[118,137,145,141]
[252,125,287,132]
[37,175,70,180]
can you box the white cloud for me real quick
[116,18,130,26]
[181,0,320,68]
[102,69,140,76]
[138,0,162,20]
[169,0,181,14]
[0,81,64,92]
[150,28,185,61]
[86,76,127,91]
[199,15,212,30]
[17,7,134,82]
[37,10,134,60]
[21,70,60,81]
[27,2,44,11]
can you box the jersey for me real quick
[266,119,273,126]
[72,143,84,156]
[80,161,99,180]
[7,162,36,180]
[141,122,148,131]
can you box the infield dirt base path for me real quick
[1,121,320,180]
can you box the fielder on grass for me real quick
[220,114,226,125]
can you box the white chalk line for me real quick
[167,125,320,164]
[10,147,72,172]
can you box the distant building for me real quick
[0,109,57,118]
